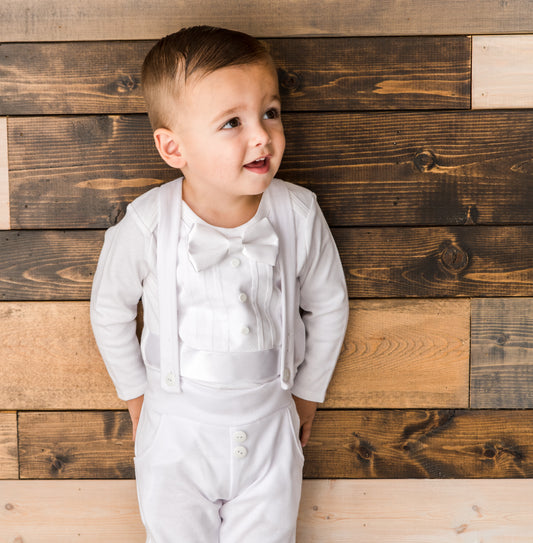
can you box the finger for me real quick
[300,421,312,448]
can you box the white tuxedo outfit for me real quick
[91,178,348,542]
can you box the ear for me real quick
[153,128,186,169]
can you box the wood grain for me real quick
[0,300,468,410]
[0,118,8,230]
[303,410,533,479]
[19,411,133,479]
[1,227,531,300]
[0,480,144,542]
[326,299,470,408]
[1,0,533,41]
[0,37,470,115]
[0,413,18,479]
[0,231,102,301]
[299,479,533,542]
[336,226,533,298]
[0,302,123,410]
[18,409,533,479]
[470,298,533,409]
[2,479,533,542]
[8,110,533,229]
[473,35,533,109]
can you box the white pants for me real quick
[134,374,304,542]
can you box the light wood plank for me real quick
[326,299,470,408]
[0,300,469,410]
[0,412,18,479]
[0,480,144,542]
[0,302,123,410]
[299,479,533,542]
[0,117,9,230]
[473,35,533,109]
[471,298,533,408]
[1,0,533,41]
[2,479,533,541]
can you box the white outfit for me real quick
[90,177,348,542]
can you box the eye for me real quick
[263,108,280,120]
[221,117,240,129]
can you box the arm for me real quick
[90,207,150,401]
[127,395,144,441]
[291,195,349,441]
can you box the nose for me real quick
[249,121,271,147]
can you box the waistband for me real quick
[179,346,279,385]
[145,367,290,425]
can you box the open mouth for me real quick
[244,156,270,173]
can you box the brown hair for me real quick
[142,26,273,130]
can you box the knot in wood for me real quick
[440,242,469,273]
[278,69,302,93]
[413,149,437,172]
[5,502,14,510]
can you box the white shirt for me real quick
[178,198,282,353]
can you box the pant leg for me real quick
[219,400,305,543]
[134,405,225,543]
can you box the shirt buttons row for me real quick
[238,292,248,303]
[241,326,250,335]
[231,258,241,268]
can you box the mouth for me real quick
[244,156,271,174]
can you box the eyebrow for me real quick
[212,94,281,125]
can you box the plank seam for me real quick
[0,117,9,230]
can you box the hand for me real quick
[292,395,317,448]
[127,395,144,441]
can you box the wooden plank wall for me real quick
[1,1,532,541]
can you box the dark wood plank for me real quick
[303,410,533,479]
[18,410,533,479]
[1,227,531,300]
[0,231,102,301]
[8,110,533,229]
[0,37,470,115]
[19,412,134,479]
[336,226,533,298]
[471,298,533,409]
[1,0,532,41]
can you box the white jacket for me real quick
[90,178,348,403]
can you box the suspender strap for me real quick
[269,179,297,390]
[158,178,182,393]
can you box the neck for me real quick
[182,179,263,228]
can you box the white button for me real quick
[165,372,177,386]
[238,292,248,303]
[282,368,291,382]
[233,446,248,458]
[231,258,241,268]
[233,430,247,443]
[241,326,250,335]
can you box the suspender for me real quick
[157,178,296,393]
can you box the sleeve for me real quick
[290,196,349,403]
[90,206,150,401]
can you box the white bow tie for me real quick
[187,217,279,272]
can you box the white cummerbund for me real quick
[179,345,280,385]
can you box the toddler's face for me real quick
[167,61,285,203]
